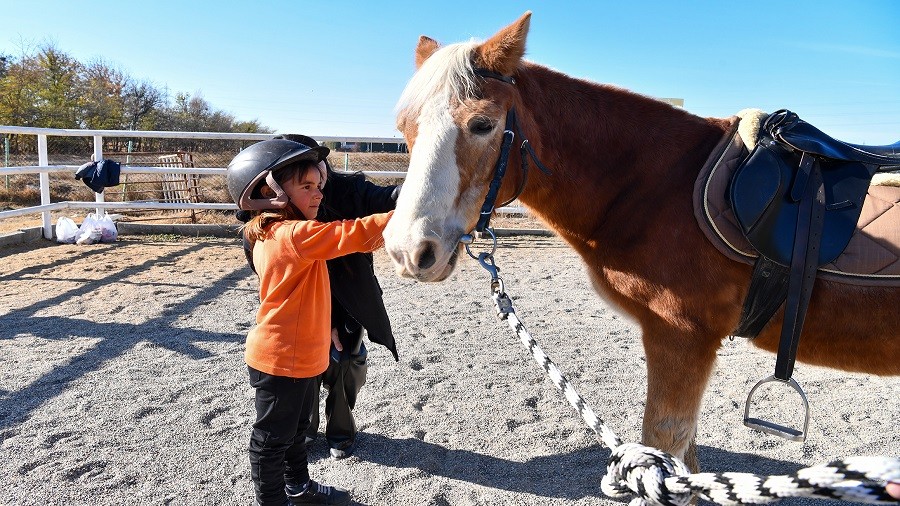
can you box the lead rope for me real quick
[462,229,899,506]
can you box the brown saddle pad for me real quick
[694,119,900,287]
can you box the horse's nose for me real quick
[414,241,437,270]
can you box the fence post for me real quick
[344,153,350,171]
[38,134,52,239]
[93,135,104,217]
[123,140,132,201]
[4,135,9,189]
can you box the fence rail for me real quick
[0,126,524,240]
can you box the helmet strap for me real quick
[264,172,291,208]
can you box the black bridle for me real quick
[472,67,553,233]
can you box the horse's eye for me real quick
[468,117,495,136]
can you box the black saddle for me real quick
[772,110,900,162]
[732,109,900,298]
[728,109,900,441]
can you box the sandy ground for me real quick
[0,234,897,506]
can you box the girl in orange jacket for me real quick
[227,139,391,506]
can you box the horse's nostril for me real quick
[416,242,437,270]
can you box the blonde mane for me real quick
[395,41,480,120]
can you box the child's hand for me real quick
[331,328,343,352]
[887,481,900,500]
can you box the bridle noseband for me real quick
[471,67,552,234]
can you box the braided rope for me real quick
[496,300,899,505]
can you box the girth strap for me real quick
[775,153,826,380]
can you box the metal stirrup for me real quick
[743,375,810,442]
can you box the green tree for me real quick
[0,51,42,127]
[0,43,271,153]
[233,119,269,133]
[33,45,83,128]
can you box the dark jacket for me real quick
[75,159,121,193]
[243,171,401,360]
[319,171,400,360]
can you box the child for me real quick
[226,139,392,506]
[275,134,400,460]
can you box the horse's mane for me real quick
[395,41,480,119]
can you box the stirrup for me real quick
[743,375,810,442]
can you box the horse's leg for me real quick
[640,323,720,472]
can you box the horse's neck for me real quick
[515,64,730,247]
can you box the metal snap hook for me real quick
[478,252,500,280]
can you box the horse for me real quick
[381,11,900,472]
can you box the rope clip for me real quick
[479,252,513,319]
[461,228,512,319]
[491,287,514,320]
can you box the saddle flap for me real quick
[731,142,872,266]
[731,144,784,234]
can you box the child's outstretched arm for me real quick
[291,211,393,260]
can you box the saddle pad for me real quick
[694,118,900,287]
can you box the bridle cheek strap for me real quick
[471,67,554,234]
[474,109,517,233]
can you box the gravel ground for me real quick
[0,234,896,505]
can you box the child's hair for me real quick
[242,159,325,244]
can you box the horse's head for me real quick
[384,12,532,282]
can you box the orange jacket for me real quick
[246,211,393,378]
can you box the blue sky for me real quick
[3,0,899,143]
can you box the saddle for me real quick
[729,109,900,441]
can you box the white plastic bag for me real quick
[55,217,79,244]
[97,213,118,242]
[76,213,103,245]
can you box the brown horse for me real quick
[382,12,900,471]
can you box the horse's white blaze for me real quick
[385,41,481,280]
[384,98,464,279]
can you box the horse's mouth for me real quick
[390,241,462,282]
[430,246,460,281]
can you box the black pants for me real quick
[305,326,368,448]
[248,366,317,506]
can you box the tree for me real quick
[233,119,269,133]
[33,45,83,128]
[0,44,272,153]
[0,50,42,128]
[80,58,127,130]
[122,79,163,130]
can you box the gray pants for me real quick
[306,327,367,448]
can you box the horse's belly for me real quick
[750,281,900,375]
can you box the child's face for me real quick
[281,165,324,220]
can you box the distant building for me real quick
[332,142,407,153]
[660,98,685,107]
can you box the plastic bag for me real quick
[76,213,103,245]
[55,217,79,244]
[96,213,118,242]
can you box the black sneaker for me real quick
[287,479,350,506]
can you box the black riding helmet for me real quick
[226,139,329,210]
[274,134,331,169]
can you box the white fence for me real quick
[0,127,420,240]
[0,126,527,241]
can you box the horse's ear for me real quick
[476,11,531,75]
[415,35,441,69]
